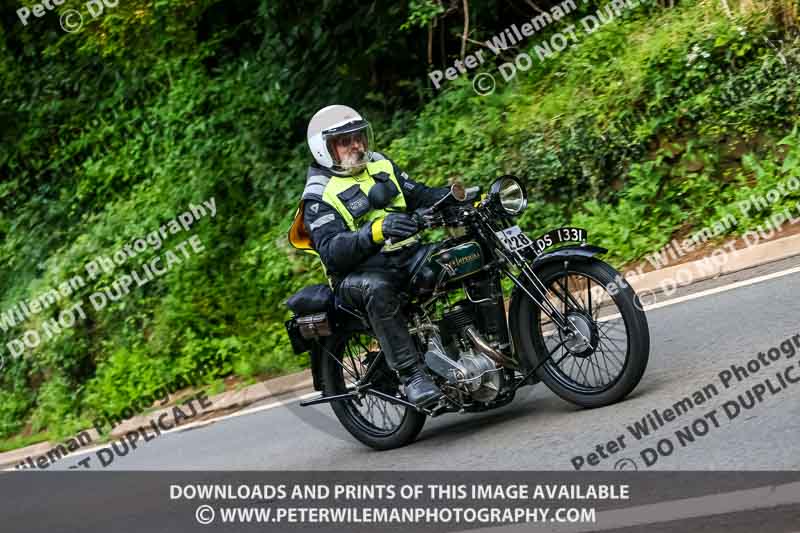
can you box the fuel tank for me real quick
[410,241,484,292]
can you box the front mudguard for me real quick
[507,244,608,378]
[526,243,608,269]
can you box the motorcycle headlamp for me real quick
[489,175,527,216]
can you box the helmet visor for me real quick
[323,120,374,173]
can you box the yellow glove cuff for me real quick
[371,218,385,244]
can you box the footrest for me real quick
[300,391,360,407]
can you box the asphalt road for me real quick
[51,257,800,472]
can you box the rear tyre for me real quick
[319,332,426,450]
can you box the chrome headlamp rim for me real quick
[489,175,528,216]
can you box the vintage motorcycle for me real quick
[285,176,650,449]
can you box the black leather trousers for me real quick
[335,271,418,372]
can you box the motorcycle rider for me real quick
[293,104,453,407]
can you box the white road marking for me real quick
[538,265,800,334]
[638,264,800,312]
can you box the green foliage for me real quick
[402,0,446,31]
[27,374,86,440]
[0,384,33,439]
[82,348,175,417]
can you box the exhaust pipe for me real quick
[465,327,516,367]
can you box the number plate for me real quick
[495,225,534,252]
[496,226,588,255]
[530,227,588,256]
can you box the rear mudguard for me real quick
[309,343,325,391]
[507,244,607,376]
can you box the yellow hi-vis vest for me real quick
[288,158,416,260]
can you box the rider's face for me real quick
[333,133,366,167]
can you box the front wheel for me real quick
[511,258,650,408]
[319,332,426,450]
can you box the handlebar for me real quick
[382,184,481,249]
[412,184,482,230]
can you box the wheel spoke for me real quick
[567,356,577,380]
[586,355,615,383]
[596,344,615,381]
[535,269,637,392]
[596,341,626,369]
[364,395,375,421]
[574,358,590,384]
[597,328,628,358]
[553,278,587,315]
[599,345,624,375]
[345,345,361,382]
[598,320,627,336]
[589,356,601,386]
[325,345,361,382]
[392,403,403,420]
[598,330,627,342]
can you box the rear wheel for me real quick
[319,332,426,450]
[512,258,650,408]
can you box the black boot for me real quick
[400,365,443,407]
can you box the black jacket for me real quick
[302,153,448,281]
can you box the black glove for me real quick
[380,213,419,241]
[356,213,420,248]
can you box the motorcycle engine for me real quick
[423,303,504,403]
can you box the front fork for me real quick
[488,240,597,391]
[501,257,591,349]
[476,211,589,348]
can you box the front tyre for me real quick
[511,258,650,408]
[319,332,426,450]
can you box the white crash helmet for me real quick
[307,105,374,176]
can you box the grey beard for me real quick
[341,150,365,168]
